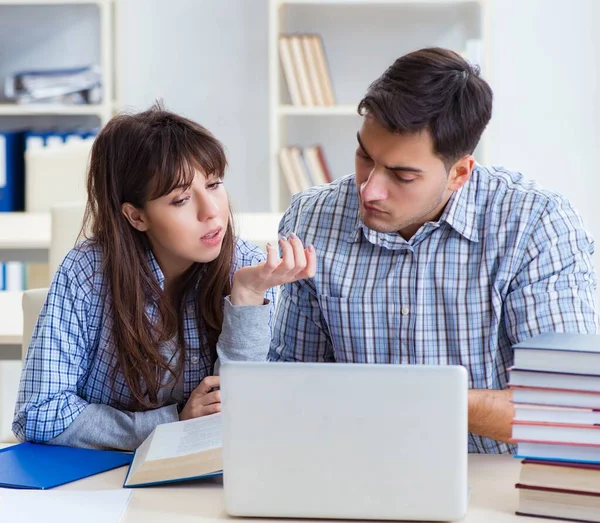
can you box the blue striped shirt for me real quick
[269,166,599,454]
[14,238,276,445]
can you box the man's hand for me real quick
[179,376,221,421]
[468,389,514,443]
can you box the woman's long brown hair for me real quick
[82,104,234,410]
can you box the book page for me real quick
[146,412,222,461]
[125,425,155,481]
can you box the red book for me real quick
[316,145,333,183]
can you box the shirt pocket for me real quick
[317,295,398,363]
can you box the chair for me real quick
[21,288,49,362]
[49,202,87,277]
[0,288,48,443]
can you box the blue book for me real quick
[515,440,600,465]
[123,414,222,488]
[0,131,25,211]
[0,442,133,489]
[513,332,600,376]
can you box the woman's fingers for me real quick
[200,402,221,416]
[287,233,307,275]
[199,390,221,406]
[195,375,220,395]
[264,242,280,271]
[278,237,295,272]
[300,244,317,279]
[253,234,316,286]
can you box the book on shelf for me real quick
[0,130,25,212]
[279,34,335,107]
[288,35,315,107]
[304,145,329,185]
[288,146,312,189]
[301,36,326,106]
[0,262,25,291]
[4,65,102,105]
[278,37,303,106]
[124,412,222,488]
[278,145,333,196]
[278,147,303,195]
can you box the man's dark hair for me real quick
[358,47,492,169]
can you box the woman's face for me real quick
[124,170,230,282]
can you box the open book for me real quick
[123,412,222,488]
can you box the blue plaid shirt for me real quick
[269,166,599,454]
[14,238,275,444]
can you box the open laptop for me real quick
[221,362,468,521]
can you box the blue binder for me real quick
[0,442,133,489]
[24,128,98,149]
[0,131,25,212]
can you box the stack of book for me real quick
[279,34,335,107]
[4,65,102,105]
[510,332,600,522]
[278,145,332,195]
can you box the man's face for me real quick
[354,116,471,239]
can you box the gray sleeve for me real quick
[49,296,271,449]
[47,403,179,451]
[214,296,271,374]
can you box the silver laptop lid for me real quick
[221,362,468,521]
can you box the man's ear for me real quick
[448,155,475,191]
[121,203,149,232]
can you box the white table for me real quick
[0,444,530,523]
[0,213,50,263]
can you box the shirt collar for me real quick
[438,167,479,243]
[346,168,480,247]
[147,248,166,289]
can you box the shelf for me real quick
[0,0,110,5]
[278,105,358,116]
[0,104,108,116]
[277,0,483,5]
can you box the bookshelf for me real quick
[0,0,115,125]
[269,0,490,212]
[0,0,116,295]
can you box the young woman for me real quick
[13,105,315,450]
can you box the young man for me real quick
[269,47,599,454]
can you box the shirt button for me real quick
[401,307,410,315]
[191,356,199,365]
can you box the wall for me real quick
[487,0,600,257]
[119,0,600,263]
